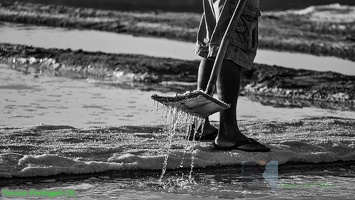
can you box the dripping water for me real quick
[157,104,205,185]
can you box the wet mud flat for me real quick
[1,43,355,108]
[0,117,354,180]
[0,1,354,61]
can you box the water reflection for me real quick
[1,22,354,75]
[2,162,354,199]
[1,64,355,128]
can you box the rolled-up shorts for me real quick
[194,0,261,70]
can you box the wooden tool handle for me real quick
[205,0,248,95]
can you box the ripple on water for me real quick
[0,84,37,90]
[2,164,355,199]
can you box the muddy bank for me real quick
[0,44,199,83]
[0,1,354,61]
[14,0,355,13]
[1,43,354,106]
[243,64,355,104]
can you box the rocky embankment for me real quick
[1,44,354,107]
[0,1,354,61]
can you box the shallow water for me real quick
[2,163,355,199]
[0,64,164,128]
[0,22,354,76]
[1,64,355,128]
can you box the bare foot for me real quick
[215,123,249,147]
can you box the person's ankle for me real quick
[215,131,249,146]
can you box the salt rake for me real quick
[151,0,247,118]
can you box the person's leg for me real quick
[214,59,249,147]
[198,58,269,151]
[197,58,218,135]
